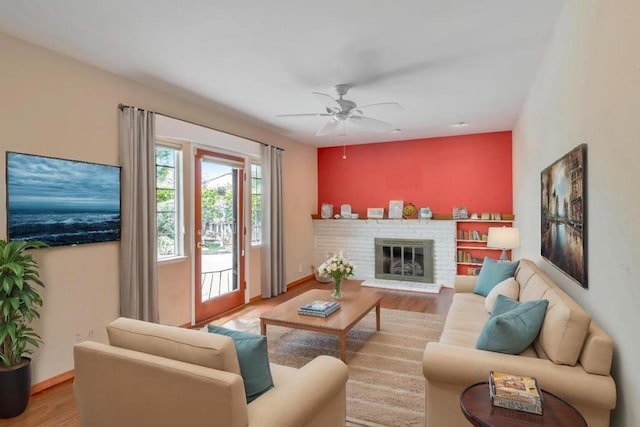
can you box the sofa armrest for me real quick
[423,342,616,409]
[247,356,349,427]
[454,275,478,293]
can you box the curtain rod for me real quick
[117,103,284,151]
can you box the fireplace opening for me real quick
[375,238,434,283]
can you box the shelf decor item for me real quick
[0,239,47,418]
[367,207,384,219]
[320,203,333,219]
[388,200,403,219]
[453,206,469,219]
[419,207,433,219]
[317,253,355,299]
[541,144,587,288]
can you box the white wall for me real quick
[513,1,640,425]
[0,31,317,385]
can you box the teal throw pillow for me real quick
[207,324,274,403]
[476,295,549,354]
[473,257,520,297]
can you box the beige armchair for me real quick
[74,317,349,427]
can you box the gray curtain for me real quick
[118,106,159,322]
[261,145,286,298]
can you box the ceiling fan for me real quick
[277,84,402,136]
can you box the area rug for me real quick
[225,308,445,427]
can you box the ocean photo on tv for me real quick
[7,152,121,246]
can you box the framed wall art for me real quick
[540,144,587,288]
[6,152,121,247]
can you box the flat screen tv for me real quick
[6,152,121,246]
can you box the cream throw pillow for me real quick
[485,277,520,313]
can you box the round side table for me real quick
[459,382,587,427]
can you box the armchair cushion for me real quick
[476,295,549,354]
[208,324,274,402]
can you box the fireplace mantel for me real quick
[313,219,456,288]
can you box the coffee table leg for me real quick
[340,333,347,362]
[260,319,266,335]
[376,303,381,331]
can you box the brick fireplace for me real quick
[313,219,456,289]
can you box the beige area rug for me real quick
[224,309,445,427]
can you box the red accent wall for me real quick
[317,131,513,216]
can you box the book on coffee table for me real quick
[298,300,341,317]
[489,371,544,415]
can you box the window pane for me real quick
[156,144,182,259]
[251,164,262,245]
[156,165,175,189]
[157,212,176,235]
[157,189,175,211]
[156,147,175,167]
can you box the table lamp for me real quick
[487,227,520,261]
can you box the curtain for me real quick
[118,106,159,322]
[261,145,286,298]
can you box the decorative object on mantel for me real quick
[453,206,469,219]
[419,207,433,219]
[321,203,333,219]
[541,144,587,288]
[367,207,384,219]
[340,204,352,218]
[388,200,403,219]
[402,202,418,219]
[317,253,355,299]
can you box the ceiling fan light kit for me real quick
[278,84,401,137]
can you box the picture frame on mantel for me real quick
[388,200,403,219]
[452,206,469,220]
[541,144,587,288]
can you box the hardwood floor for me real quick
[0,279,452,427]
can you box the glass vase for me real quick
[332,277,343,299]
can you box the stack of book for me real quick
[298,300,341,317]
[489,371,544,415]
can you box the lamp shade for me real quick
[487,227,520,250]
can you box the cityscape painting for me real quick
[540,144,587,288]
[6,152,121,247]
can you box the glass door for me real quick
[194,149,245,322]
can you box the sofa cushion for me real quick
[208,324,274,403]
[484,277,519,313]
[517,261,592,366]
[473,257,520,297]
[107,317,241,375]
[476,295,549,354]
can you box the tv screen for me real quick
[6,152,121,246]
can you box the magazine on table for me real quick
[489,371,544,415]
[298,300,341,317]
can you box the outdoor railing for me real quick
[201,268,234,301]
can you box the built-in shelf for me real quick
[456,216,515,276]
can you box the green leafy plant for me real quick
[0,240,47,367]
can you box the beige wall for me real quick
[0,31,317,385]
[513,1,640,425]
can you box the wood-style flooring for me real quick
[0,279,453,427]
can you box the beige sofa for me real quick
[74,317,349,427]
[423,259,616,427]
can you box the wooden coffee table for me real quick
[259,287,382,362]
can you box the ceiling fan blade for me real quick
[316,118,340,136]
[356,102,403,112]
[311,92,341,113]
[276,113,332,117]
[349,115,392,133]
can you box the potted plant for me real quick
[0,239,46,418]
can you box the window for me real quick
[250,163,262,245]
[156,145,183,258]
